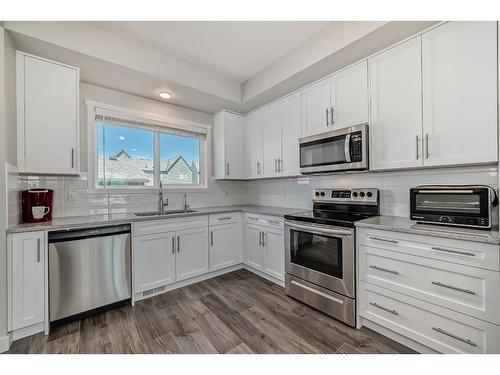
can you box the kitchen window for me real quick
[87,101,208,191]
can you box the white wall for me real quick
[247,165,499,223]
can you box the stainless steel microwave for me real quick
[410,185,498,229]
[299,123,368,174]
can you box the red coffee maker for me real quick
[22,189,54,223]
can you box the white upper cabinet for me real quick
[9,232,45,331]
[213,110,246,179]
[422,22,498,167]
[260,103,282,178]
[245,111,263,178]
[17,52,79,175]
[302,78,331,136]
[330,60,369,129]
[279,92,303,176]
[369,36,423,170]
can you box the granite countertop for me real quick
[6,205,304,234]
[355,216,500,245]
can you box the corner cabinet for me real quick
[213,110,246,179]
[8,231,46,332]
[16,52,80,175]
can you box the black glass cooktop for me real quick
[284,209,377,228]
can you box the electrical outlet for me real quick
[68,191,78,201]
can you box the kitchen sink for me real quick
[134,209,197,217]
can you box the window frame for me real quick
[86,100,210,193]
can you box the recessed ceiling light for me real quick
[159,91,172,99]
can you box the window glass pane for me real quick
[159,133,200,185]
[97,123,155,187]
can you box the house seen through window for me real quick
[95,115,203,189]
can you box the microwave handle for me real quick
[344,134,351,163]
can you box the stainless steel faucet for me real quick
[183,193,190,211]
[159,182,168,212]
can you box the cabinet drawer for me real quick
[133,215,208,236]
[209,212,240,226]
[245,213,283,229]
[357,228,499,271]
[359,281,500,354]
[359,245,500,324]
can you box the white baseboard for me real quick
[243,265,285,287]
[359,317,437,354]
[0,333,12,353]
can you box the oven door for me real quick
[285,220,354,298]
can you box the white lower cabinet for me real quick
[245,215,284,281]
[357,227,500,353]
[133,216,209,298]
[209,222,241,272]
[9,231,45,331]
[133,231,176,293]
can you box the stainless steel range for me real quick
[284,188,379,327]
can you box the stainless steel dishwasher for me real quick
[48,224,131,324]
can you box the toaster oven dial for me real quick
[439,216,453,223]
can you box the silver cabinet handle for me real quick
[172,237,175,254]
[425,133,429,159]
[274,158,278,173]
[369,265,399,275]
[325,108,329,126]
[278,158,282,172]
[258,231,262,246]
[369,302,399,315]
[262,231,266,247]
[257,162,261,175]
[218,216,232,221]
[71,148,75,169]
[210,231,213,246]
[368,236,399,244]
[432,327,477,347]
[36,238,41,263]
[330,107,334,125]
[416,135,419,160]
[431,281,476,295]
[226,162,229,176]
[177,235,180,252]
[431,246,475,257]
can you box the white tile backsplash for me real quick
[6,165,498,227]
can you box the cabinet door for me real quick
[263,228,285,281]
[331,61,369,129]
[422,22,498,167]
[175,227,209,281]
[302,78,331,136]
[21,55,79,174]
[133,232,176,293]
[210,223,240,271]
[369,37,423,170]
[279,92,303,176]
[10,232,45,330]
[245,111,262,178]
[245,224,264,270]
[261,103,282,177]
[224,112,246,179]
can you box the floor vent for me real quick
[143,286,166,297]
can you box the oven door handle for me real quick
[285,221,352,236]
[344,133,351,163]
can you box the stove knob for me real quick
[320,192,325,197]
[359,192,366,197]
[366,192,373,198]
[352,192,358,197]
[315,192,320,197]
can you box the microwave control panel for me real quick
[350,132,363,162]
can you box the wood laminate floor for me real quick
[7,270,415,354]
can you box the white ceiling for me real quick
[93,21,330,82]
